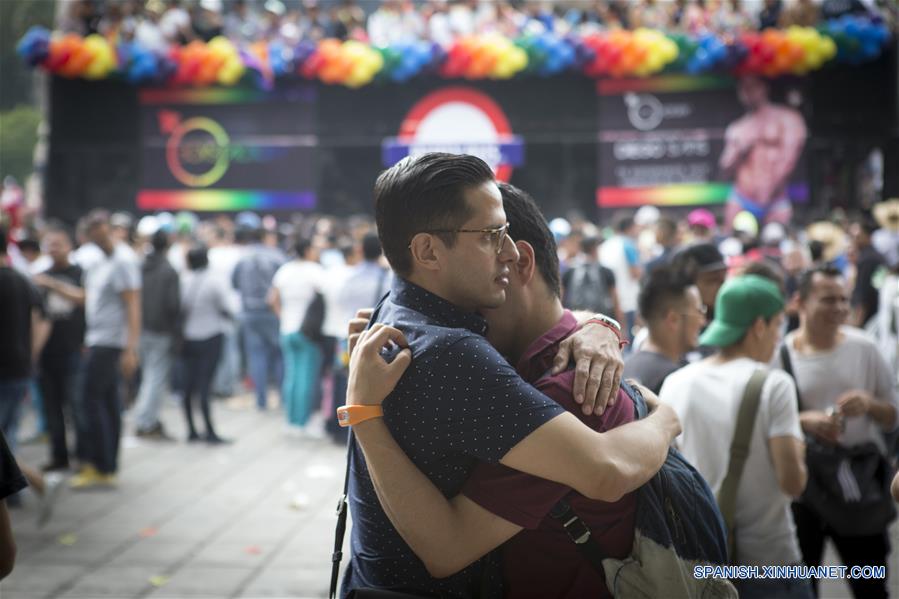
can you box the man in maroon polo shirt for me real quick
[348,183,672,598]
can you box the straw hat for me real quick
[805,221,848,262]
[873,198,899,233]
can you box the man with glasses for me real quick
[339,153,681,597]
[624,265,706,394]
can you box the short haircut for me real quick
[670,243,726,281]
[151,229,170,253]
[362,232,382,262]
[18,238,40,254]
[797,265,844,301]
[580,236,601,255]
[638,266,694,322]
[615,215,635,233]
[498,182,561,298]
[294,236,312,258]
[742,259,785,293]
[85,208,110,230]
[374,153,495,276]
[187,246,209,271]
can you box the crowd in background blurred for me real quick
[57,0,899,50]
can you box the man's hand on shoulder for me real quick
[551,316,624,416]
[347,323,412,407]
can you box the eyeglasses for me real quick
[680,304,708,318]
[421,222,512,255]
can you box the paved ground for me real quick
[4,392,897,598]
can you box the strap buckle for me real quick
[562,515,592,545]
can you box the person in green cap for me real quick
[659,274,811,599]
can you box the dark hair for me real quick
[580,236,601,255]
[151,229,170,253]
[797,265,843,301]
[807,239,824,263]
[362,232,382,262]
[18,238,40,254]
[498,182,561,298]
[615,215,635,233]
[0,226,7,254]
[638,266,694,322]
[294,236,312,258]
[742,259,785,293]
[187,246,209,271]
[374,153,494,276]
[853,215,878,237]
[670,242,725,282]
[85,208,110,230]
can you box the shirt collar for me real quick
[515,310,578,382]
[389,277,488,337]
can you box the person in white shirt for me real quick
[268,237,325,434]
[776,265,897,599]
[660,274,810,599]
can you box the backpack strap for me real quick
[779,342,804,410]
[716,368,768,564]
[549,498,607,578]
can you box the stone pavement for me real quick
[5,394,348,599]
[4,392,897,598]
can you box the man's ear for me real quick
[514,240,537,286]
[408,233,441,272]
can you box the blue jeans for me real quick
[133,331,174,431]
[280,332,322,427]
[735,577,814,599]
[240,311,282,409]
[212,321,240,397]
[78,347,122,474]
[0,379,28,453]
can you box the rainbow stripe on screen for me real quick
[597,184,731,208]
[138,190,316,212]
[597,76,733,95]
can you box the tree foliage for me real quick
[0,0,55,110]
[0,105,41,183]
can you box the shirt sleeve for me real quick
[0,431,27,500]
[462,461,569,529]
[112,258,141,293]
[867,342,899,431]
[384,334,566,466]
[764,370,803,441]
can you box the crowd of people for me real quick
[1,153,899,594]
[59,0,898,50]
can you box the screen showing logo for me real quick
[382,87,524,181]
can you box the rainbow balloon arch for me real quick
[17,16,893,89]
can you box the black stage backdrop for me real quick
[46,46,897,225]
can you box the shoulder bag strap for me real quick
[330,432,353,599]
[779,342,803,410]
[549,498,607,578]
[716,368,768,564]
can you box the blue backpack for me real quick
[550,381,737,599]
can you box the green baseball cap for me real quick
[699,274,785,348]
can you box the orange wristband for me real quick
[585,317,629,349]
[337,405,384,427]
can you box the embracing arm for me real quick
[500,399,679,502]
[354,418,521,578]
[348,324,521,578]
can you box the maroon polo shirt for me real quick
[462,310,636,599]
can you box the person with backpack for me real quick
[659,275,811,599]
[337,181,730,599]
[562,236,624,326]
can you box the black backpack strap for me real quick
[549,499,607,578]
[330,434,353,599]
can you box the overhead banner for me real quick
[382,86,524,182]
[138,85,317,212]
[597,75,808,227]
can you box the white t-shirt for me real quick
[599,235,640,312]
[272,260,325,335]
[778,326,898,450]
[659,358,803,566]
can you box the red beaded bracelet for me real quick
[584,317,629,350]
